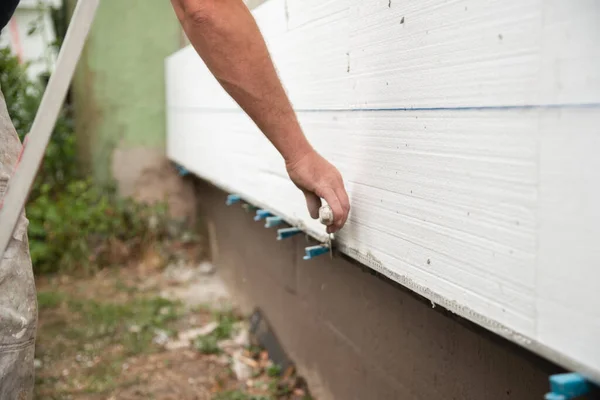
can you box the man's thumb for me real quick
[303,191,322,219]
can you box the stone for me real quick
[198,261,216,276]
[231,351,254,382]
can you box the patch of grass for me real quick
[37,291,65,310]
[76,295,173,336]
[266,363,282,378]
[213,391,271,400]
[115,279,138,294]
[35,291,182,397]
[195,334,221,355]
[62,295,180,355]
[194,308,241,355]
[212,309,238,340]
[83,359,123,393]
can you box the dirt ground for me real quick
[33,250,312,400]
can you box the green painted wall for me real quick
[70,0,182,184]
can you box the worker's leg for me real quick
[0,88,37,399]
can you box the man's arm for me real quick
[170,0,349,233]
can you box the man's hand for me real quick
[286,150,350,233]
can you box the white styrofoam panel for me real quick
[166,0,600,382]
[537,109,600,374]
[171,0,600,111]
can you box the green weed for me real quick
[213,391,271,400]
[37,291,65,310]
[194,309,241,355]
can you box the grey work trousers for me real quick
[0,87,37,399]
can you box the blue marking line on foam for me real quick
[174,102,600,114]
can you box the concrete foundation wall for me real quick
[196,179,561,400]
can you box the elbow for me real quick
[181,0,216,26]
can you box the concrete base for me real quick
[195,179,560,400]
[112,147,196,222]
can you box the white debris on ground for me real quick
[152,329,170,346]
[154,263,312,397]
[162,318,259,385]
[231,350,255,381]
[160,262,231,310]
[165,321,219,351]
[233,324,250,347]
[197,260,216,275]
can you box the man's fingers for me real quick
[303,191,321,219]
[335,184,350,227]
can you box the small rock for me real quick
[232,351,253,381]
[159,306,171,316]
[148,215,159,231]
[233,328,250,348]
[153,329,170,346]
[164,262,197,283]
[182,322,219,340]
[198,261,216,276]
[129,324,141,333]
[165,322,219,350]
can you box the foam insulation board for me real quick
[165,0,600,382]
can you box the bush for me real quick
[1,47,169,274]
[0,47,78,195]
[26,178,169,274]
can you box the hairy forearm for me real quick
[171,0,312,164]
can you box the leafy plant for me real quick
[195,334,221,355]
[0,47,78,196]
[26,177,169,273]
[1,47,171,274]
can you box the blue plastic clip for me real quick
[226,194,241,206]
[175,164,189,176]
[265,216,283,228]
[254,209,272,221]
[545,373,590,400]
[277,227,302,240]
[303,245,329,260]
